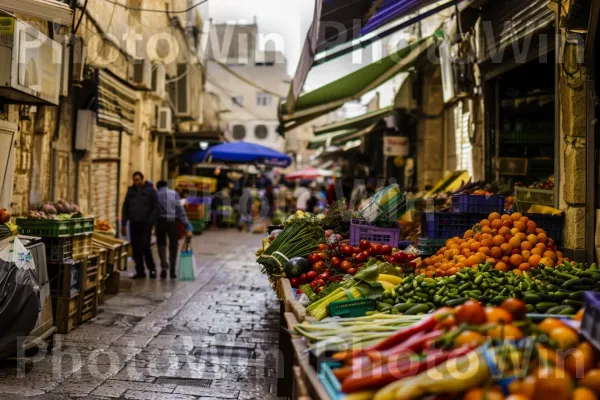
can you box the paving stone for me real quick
[91,380,176,398]
[123,389,197,400]
[173,386,239,398]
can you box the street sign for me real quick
[383,136,409,156]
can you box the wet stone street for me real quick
[0,231,282,399]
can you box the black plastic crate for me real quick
[48,260,82,297]
[524,213,564,246]
[451,195,505,213]
[43,237,73,263]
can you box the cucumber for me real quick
[562,278,580,289]
[546,305,570,314]
[525,304,535,313]
[523,293,542,304]
[536,302,559,312]
[568,291,585,301]
[558,306,576,315]
[563,299,584,308]
[393,303,414,312]
[405,304,431,315]
[445,298,468,307]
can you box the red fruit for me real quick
[341,245,354,256]
[317,251,328,261]
[505,234,512,242]
[359,240,371,250]
[290,278,300,288]
[330,257,341,268]
[296,289,303,294]
[317,271,330,280]
[313,279,325,288]
[353,246,361,253]
[500,298,527,320]
[355,252,367,263]
[340,261,353,272]
[362,249,371,258]
[315,286,324,294]
[307,253,320,264]
[381,245,393,255]
[318,243,328,251]
[371,244,383,255]
[306,271,317,280]
[299,273,308,283]
[351,253,358,259]
[455,300,487,325]
[503,220,514,228]
[312,261,325,272]
[512,248,520,255]
[347,268,357,275]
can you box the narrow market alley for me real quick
[0,231,280,400]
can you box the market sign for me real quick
[383,136,409,156]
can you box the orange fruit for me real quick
[466,255,481,267]
[540,257,555,268]
[518,232,528,242]
[514,221,526,232]
[511,212,523,221]
[489,212,501,221]
[506,396,529,400]
[580,369,600,393]
[477,252,487,263]
[527,234,538,245]
[473,232,482,241]
[574,308,585,321]
[492,235,505,246]
[538,232,548,243]
[501,255,511,264]
[500,243,513,255]
[511,227,521,236]
[491,219,503,230]
[520,375,538,398]
[478,246,490,256]
[549,326,579,350]
[510,254,524,267]
[499,226,511,236]
[509,236,522,249]
[455,330,486,347]
[518,263,531,271]
[572,387,598,400]
[529,254,542,268]
[538,344,561,366]
[464,388,505,400]
[536,243,547,252]
[485,307,513,324]
[481,239,494,249]
[470,242,481,252]
[534,367,574,400]
[490,246,503,259]
[488,324,523,340]
[486,257,496,264]
[564,342,596,378]
[501,214,512,222]
[480,219,491,227]
[543,251,558,262]
[481,226,492,234]
[464,229,475,238]
[519,216,530,225]
[531,248,543,256]
[521,250,531,262]
[539,318,567,334]
[556,250,564,259]
[495,262,510,272]
[512,269,523,276]
[446,267,458,276]
[521,241,533,251]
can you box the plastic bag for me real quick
[0,236,40,359]
[178,238,195,281]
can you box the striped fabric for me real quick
[96,69,138,135]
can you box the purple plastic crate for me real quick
[421,212,472,240]
[452,194,505,213]
[581,292,600,351]
[350,219,400,247]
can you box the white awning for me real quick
[0,0,73,26]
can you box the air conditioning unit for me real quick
[157,107,172,133]
[75,110,96,151]
[0,18,63,105]
[60,35,87,97]
[132,59,151,89]
[174,63,201,121]
[151,64,166,98]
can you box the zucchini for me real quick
[404,304,431,315]
[536,302,559,312]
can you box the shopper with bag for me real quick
[156,180,193,279]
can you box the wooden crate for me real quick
[92,233,123,273]
[118,241,130,271]
[104,271,120,295]
[53,293,80,334]
[73,233,92,261]
[79,287,98,324]
[94,248,107,278]
[82,254,100,290]
[47,261,82,297]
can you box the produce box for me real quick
[73,233,92,260]
[515,186,554,212]
[42,237,73,263]
[48,260,82,297]
[104,271,120,294]
[17,218,72,237]
[52,293,80,334]
[82,254,100,290]
[421,212,473,240]
[359,184,407,224]
[451,194,505,213]
[349,219,400,247]
[79,286,98,324]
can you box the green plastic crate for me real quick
[515,186,554,212]
[329,298,377,318]
[190,220,206,234]
[17,218,73,237]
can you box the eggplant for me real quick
[284,257,310,278]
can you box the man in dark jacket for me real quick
[121,172,158,279]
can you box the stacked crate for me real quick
[92,233,129,295]
[95,248,107,305]
[48,260,83,333]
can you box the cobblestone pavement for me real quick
[0,231,281,399]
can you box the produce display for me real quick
[418,212,562,275]
[31,200,81,218]
[517,175,555,190]
[0,209,14,240]
[94,219,114,232]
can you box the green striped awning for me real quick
[96,69,138,135]
[307,122,378,149]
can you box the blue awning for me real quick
[361,0,440,35]
[190,142,292,168]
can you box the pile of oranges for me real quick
[418,212,565,276]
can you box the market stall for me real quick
[258,184,597,400]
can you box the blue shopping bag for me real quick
[179,238,196,281]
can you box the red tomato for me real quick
[290,278,299,288]
[296,289,304,294]
[307,253,320,264]
[317,251,328,261]
[362,249,371,258]
[306,270,317,280]
[340,261,353,272]
[371,244,383,255]
[351,253,358,259]
[312,261,325,272]
[313,279,326,287]
[315,286,324,294]
[455,300,487,325]
[347,268,357,275]
[359,240,371,250]
[381,245,393,255]
[341,245,354,256]
[330,257,341,268]
[318,271,330,280]
[353,246,361,253]
[500,298,528,320]
[355,252,367,263]
[298,273,308,283]
[318,243,328,251]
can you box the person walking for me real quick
[121,172,158,279]
[237,182,254,232]
[156,180,193,279]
